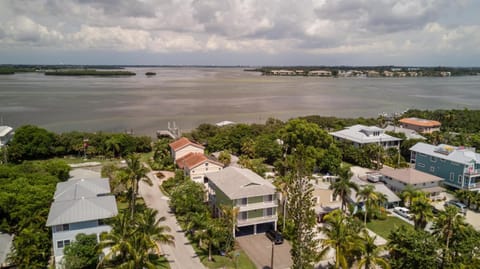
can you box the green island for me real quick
[145,72,157,76]
[44,69,136,76]
[2,108,480,268]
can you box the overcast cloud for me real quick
[0,0,479,66]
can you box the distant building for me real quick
[176,152,224,184]
[349,177,401,209]
[215,120,235,127]
[410,142,480,190]
[207,167,278,237]
[0,126,14,148]
[399,117,441,134]
[46,177,118,268]
[311,180,341,221]
[330,124,401,150]
[367,70,380,77]
[270,70,296,76]
[378,166,445,200]
[384,125,426,140]
[169,137,205,163]
[308,70,332,76]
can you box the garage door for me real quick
[236,225,254,237]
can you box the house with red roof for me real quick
[169,137,205,163]
[176,152,224,184]
[399,117,441,134]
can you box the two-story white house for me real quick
[169,137,205,163]
[206,167,278,237]
[46,177,118,268]
[330,124,401,150]
[176,152,224,184]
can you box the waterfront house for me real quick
[0,126,14,148]
[383,125,426,140]
[399,117,441,134]
[308,70,332,76]
[206,167,278,237]
[169,137,205,163]
[177,152,224,184]
[330,124,401,150]
[410,142,480,190]
[378,166,445,200]
[46,177,118,268]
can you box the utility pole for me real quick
[270,241,275,269]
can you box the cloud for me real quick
[0,0,479,65]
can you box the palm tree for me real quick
[410,194,434,230]
[357,230,390,269]
[319,210,363,269]
[196,218,224,262]
[330,167,358,213]
[135,208,174,252]
[125,153,152,219]
[97,213,133,267]
[220,205,240,253]
[399,185,420,207]
[273,175,290,231]
[356,185,379,226]
[432,205,468,269]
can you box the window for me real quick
[264,194,273,202]
[430,166,435,172]
[55,224,70,232]
[430,156,437,162]
[265,208,274,216]
[419,153,427,157]
[240,212,247,220]
[238,198,247,205]
[205,162,209,166]
[57,240,71,249]
[98,219,105,226]
[458,175,462,184]
[450,173,454,181]
[440,159,446,163]
[417,163,425,168]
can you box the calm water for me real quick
[1,67,479,136]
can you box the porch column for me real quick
[254,224,257,235]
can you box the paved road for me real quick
[139,171,205,269]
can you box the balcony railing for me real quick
[237,201,278,212]
[237,215,278,227]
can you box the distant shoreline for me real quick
[44,70,136,76]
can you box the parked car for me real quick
[393,207,412,219]
[266,229,284,245]
[444,200,467,215]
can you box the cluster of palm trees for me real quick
[319,209,390,269]
[97,154,174,268]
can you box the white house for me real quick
[169,137,205,163]
[0,126,14,148]
[176,152,224,184]
[46,177,118,268]
[330,124,402,150]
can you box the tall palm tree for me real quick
[432,205,468,269]
[97,213,133,267]
[125,153,152,219]
[273,175,290,231]
[195,218,224,262]
[410,194,434,230]
[357,230,390,269]
[356,185,379,226]
[330,167,358,213]
[319,210,363,269]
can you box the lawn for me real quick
[192,243,257,269]
[366,216,411,240]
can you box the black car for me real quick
[266,229,284,245]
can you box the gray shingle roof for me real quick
[410,142,480,164]
[206,167,275,199]
[46,195,118,226]
[54,178,111,201]
[330,124,402,144]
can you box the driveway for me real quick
[236,234,292,269]
[139,171,205,269]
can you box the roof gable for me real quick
[169,137,205,152]
[177,152,223,169]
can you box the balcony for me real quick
[237,215,278,227]
[237,201,278,212]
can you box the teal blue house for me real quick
[410,142,480,190]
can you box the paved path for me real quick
[237,234,292,269]
[139,171,205,269]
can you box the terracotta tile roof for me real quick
[177,152,223,170]
[169,137,204,151]
[399,117,441,127]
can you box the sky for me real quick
[0,0,479,66]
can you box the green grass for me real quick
[366,216,411,240]
[191,243,256,269]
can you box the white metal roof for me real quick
[330,124,402,144]
[0,126,13,137]
[207,167,275,199]
[410,142,480,165]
